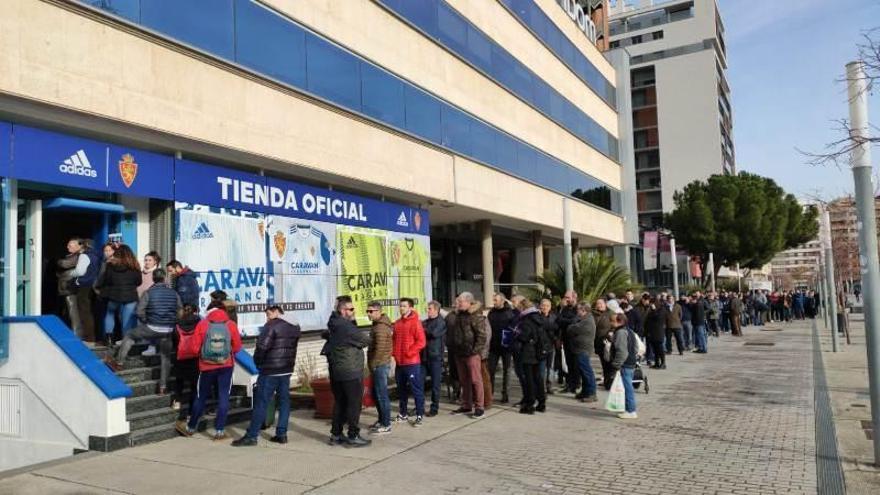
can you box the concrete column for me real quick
[479,220,494,307]
[532,230,544,287]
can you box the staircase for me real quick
[92,345,252,447]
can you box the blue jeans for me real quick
[188,367,233,432]
[620,367,636,413]
[372,364,391,427]
[246,374,291,438]
[421,357,442,413]
[104,300,136,336]
[682,321,693,349]
[575,352,596,398]
[694,324,708,353]
[395,364,425,417]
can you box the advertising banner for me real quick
[643,231,658,271]
[336,227,391,326]
[267,216,338,330]
[389,233,432,316]
[175,204,268,335]
[10,125,174,199]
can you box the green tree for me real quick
[665,173,819,277]
[526,252,634,304]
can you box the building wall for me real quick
[0,0,623,243]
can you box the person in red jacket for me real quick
[392,298,426,427]
[175,300,242,441]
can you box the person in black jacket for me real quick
[566,302,597,402]
[96,244,142,345]
[690,291,710,354]
[556,290,579,393]
[421,301,447,416]
[487,293,515,404]
[166,260,200,307]
[539,299,559,395]
[323,296,372,447]
[515,298,547,415]
[171,304,201,418]
[645,297,669,369]
[234,305,301,446]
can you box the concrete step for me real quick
[129,423,178,447]
[128,380,160,398]
[127,394,172,414]
[127,407,179,431]
[117,367,157,384]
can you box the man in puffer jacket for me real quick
[447,292,488,418]
[566,302,597,403]
[392,298,427,426]
[367,301,394,433]
[233,305,301,446]
[421,301,447,417]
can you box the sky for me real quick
[718,0,880,201]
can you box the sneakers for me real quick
[617,411,638,420]
[535,403,546,413]
[579,395,598,403]
[450,407,472,415]
[171,400,181,411]
[426,409,438,417]
[368,421,382,430]
[370,425,392,435]
[345,435,372,447]
[471,409,485,419]
[175,420,193,437]
[212,430,228,441]
[519,406,534,415]
[269,436,288,444]
[231,436,257,447]
[413,416,423,427]
[394,414,409,423]
[328,435,345,446]
[141,345,158,356]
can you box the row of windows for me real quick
[76,0,621,213]
[375,0,618,160]
[497,0,616,108]
[609,30,663,49]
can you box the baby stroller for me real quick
[631,360,649,394]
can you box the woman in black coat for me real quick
[515,298,547,415]
[644,297,669,370]
[95,244,142,344]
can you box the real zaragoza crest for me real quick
[118,153,138,188]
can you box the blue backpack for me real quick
[500,327,515,348]
[201,320,232,364]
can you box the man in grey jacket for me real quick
[610,314,638,419]
[566,302,597,402]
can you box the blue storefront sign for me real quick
[174,158,429,234]
[0,320,7,363]
[9,125,174,200]
[0,122,10,178]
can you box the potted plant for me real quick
[298,352,334,419]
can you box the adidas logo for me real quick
[346,236,358,249]
[396,211,409,227]
[192,222,214,240]
[58,150,98,178]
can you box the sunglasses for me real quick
[366,309,378,314]
[343,307,356,312]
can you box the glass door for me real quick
[15,199,40,315]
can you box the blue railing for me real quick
[498,0,616,108]
[74,0,620,213]
[374,0,618,158]
[234,349,259,375]
[2,316,132,399]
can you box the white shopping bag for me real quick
[605,371,625,412]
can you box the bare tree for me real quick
[800,28,880,167]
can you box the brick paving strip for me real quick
[0,322,825,495]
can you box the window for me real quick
[82,0,139,22]
[437,2,468,56]
[404,85,442,143]
[234,0,306,88]
[652,31,664,40]
[361,63,405,129]
[141,0,235,60]
[441,105,472,156]
[305,35,362,111]
[469,119,496,166]
[631,35,643,45]
[610,40,620,49]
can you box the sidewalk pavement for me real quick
[0,320,843,494]
[816,311,880,493]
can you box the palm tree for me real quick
[527,252,634,305]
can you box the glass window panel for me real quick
[441,105,472,156]
[361,63,405,129]
[234,0,306,88]
[396,0,440,38]
[469,119,496,165]
[495,132,518,173]
[141,0,234,60]
[532,79,552,115]
[437,2,468,56]
[466,26,492,70]
[404,84,442,142]
[305,35,362,111]
[81,0,140,22]
[516,142,538,182]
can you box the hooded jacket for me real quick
[421,315,447,361]
[447,302,488,358]
[322,312,371,381]
[173,267,200,307]
[516,307,546,365]
[254,317,301,376]
[392,310,426,366]
[487,304,516,354]
[192,308,243,372]
[368,314,393,370]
